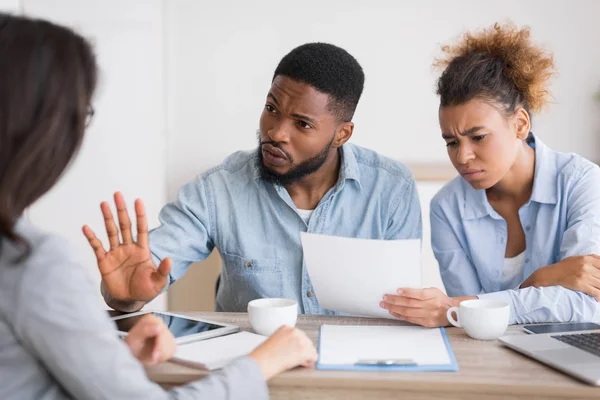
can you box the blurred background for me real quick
[3,0,599,311]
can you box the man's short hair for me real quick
[273,42,365,122]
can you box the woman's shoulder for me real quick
[557,152,599,182]
[430,175,467,212]
[534,135,598,183]
[9,219,75,268]
[2,220,96,317]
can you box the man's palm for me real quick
[83,192,170,302]
[98,244,164,301]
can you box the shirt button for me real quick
[307,291,314,297]
[525,226,531,231]
[525,258,530,263]
[245,261,253,268]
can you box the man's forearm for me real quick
[101,283,146,313]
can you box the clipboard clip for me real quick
[355,359,417,366]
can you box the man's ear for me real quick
[514,108,531,140]
[333,122,354,148]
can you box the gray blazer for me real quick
[0,219,268,400]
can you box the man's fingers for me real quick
[101,202,120,249]
[114,192,134,245]
[396,288,435,300]
[149,259,171,295]
[157,258,172,278]
[135,199,149,248]
[389,311,428,325]
[382,294,424,308]
[82,225,106,260]
[389,311,405,320]
[385,304,429,318]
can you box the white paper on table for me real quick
[172,331,267,370]
[300,232,421,319]
[318,325,451,366]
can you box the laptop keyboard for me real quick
[552,333,600,357]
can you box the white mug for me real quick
[446,299,510,340]
[247,298,298,336]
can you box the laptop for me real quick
[499,331,600,385]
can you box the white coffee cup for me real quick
[446,299,510,340]
[247,298,298,336]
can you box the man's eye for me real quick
[473,134,487,141]
[446,140,458,147]
[298,121,312,129]
[265,104,276,113]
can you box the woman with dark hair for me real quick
[381,22,600,327]
[0,13,316,400]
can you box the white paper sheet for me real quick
[172,331,267,370]
[319,325,451,366]
[300,232,421,319]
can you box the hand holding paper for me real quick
[380,287,459,327]
[300,232,422,319]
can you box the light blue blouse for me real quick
[431,134,600,324]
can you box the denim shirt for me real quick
[149,143,422,314]
[431,134,600,324]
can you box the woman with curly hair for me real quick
[381,22,600,327]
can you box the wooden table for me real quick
[146,313,600,399]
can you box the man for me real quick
[83,43,422,315]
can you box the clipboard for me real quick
[316,324,459,372]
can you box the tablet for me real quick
[110,311,239,345]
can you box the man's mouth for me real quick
[262,144,288,167]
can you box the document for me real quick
[172,331,267,370]
[300,232,421,319]
[318,324,458,371]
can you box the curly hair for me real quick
[435,22,555,115]
[273,42,365,122]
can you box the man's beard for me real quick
[256,131,335,186]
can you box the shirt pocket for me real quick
[220,251,283,311]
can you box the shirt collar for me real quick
[462,133,558,220]
[337,143,361,188]
[463,183,494,220]
[528,134,559,205]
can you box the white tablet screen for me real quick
[113,312,225,339]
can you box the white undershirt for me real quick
[503,251,526,288]
[297,209,314,225]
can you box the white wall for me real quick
[166,0,600,197]
[0,0,18,11]
[21,0,168,310]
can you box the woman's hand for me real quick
[248,326,318,380]
[123,314,176,366]
[520,255,600,301]
[380,288,475,328]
